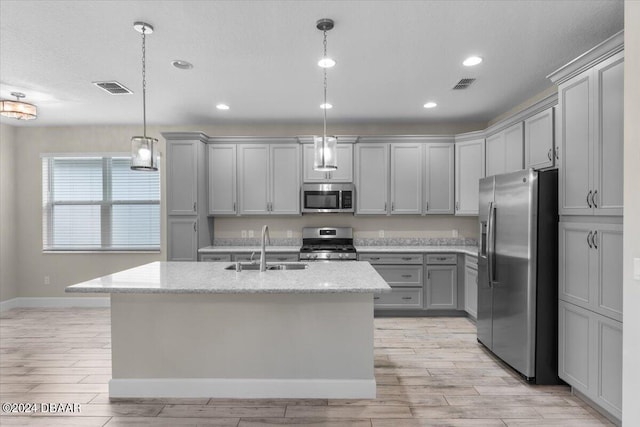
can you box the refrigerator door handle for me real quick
[487,201,496,286]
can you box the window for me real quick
[42,154,160,251]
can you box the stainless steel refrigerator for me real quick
[477,168,559,384]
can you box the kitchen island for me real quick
[66,261,390,399]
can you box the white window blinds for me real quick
[42,155,160,251]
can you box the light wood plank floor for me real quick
[0,308,614,426]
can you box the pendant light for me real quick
[0,92,37,120]
[130,21,158,171]
[313,18,337,172]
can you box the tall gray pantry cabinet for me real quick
[164,133,212,261]
[548,31,624,423]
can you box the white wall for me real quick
[0,124,18,302]
[623,2,640,425]
[11,121,481,298]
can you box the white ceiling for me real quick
[0,0,624,127]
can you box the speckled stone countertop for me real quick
[356,246,478,257]
[198,246,300,254]
[65,261,391,294]
[198,245,479,257]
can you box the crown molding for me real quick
[357,135,455,144]
[485,92,558,137]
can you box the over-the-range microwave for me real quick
[301,183,355,213]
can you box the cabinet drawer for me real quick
[373,265,423,287]
[233,253,299,262]
[374,287,423,309]
[426,253,457,265]
[359,253,423,264]
[199,254,232,262]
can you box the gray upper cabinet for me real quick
[302,144,353,182]
[270,144,301,214]
[524,107,555,170]
[390,143,423,214]
[424,143,454,214]
[455,138,485,215]
[486,122,523,177]
[237,143,300,215]
[167,140,198,215]
[207,144,237,215]
[355,143,389,215]
[559,222,623,322]
[558,51,624,216]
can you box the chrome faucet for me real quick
[260,225,271,272]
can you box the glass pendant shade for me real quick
[314,136,338,171]
[131,136,158,171]
[0,99,37,120]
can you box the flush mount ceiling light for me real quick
[463,56,483,66]
[313,18,337,172]
[320,103,333,109]
[172,60,193,70]
[423,102,437,109]
[216,103,230,110]
[0,92,37,120]
[130,21,158,171]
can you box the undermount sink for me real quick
[225,263,308,271]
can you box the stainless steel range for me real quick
[299,227,357,261]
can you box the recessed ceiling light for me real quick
[172,60,193,70]
[216,104,230,110]
[318,57,336,68]
[320,103,333,109]
[463,56,483,67]
[423,102,437,109]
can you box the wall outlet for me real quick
[452,229,459,238]
[241,230,247,238]
[378,230,385,238]
[44,276,50,285]
[248,230,254,238]
[287,230,293,238]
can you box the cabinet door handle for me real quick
[427,271,431,279]
[193,202,197,211]
[436,257,447,261]
[555,146,559,160]
[401,274,412,278]
[391,202,394,211]
[587,231,593,249]
[193,222,197,232]
[384,202,387,211]
[592,190,598,208]
[401,296,412,300]
[373,296,380,300]
[586,190,593,208]
[370,257,380,260]
[233,202,236,212]
[425,201,429,211]
[277,257,287,261]
[592,230,598,249]
[455,201,460,211]
[547,148,552,161]
[401,257,413,261]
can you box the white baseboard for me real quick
[0,297,110,312]
[109,378,376,399]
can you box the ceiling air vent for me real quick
[92,81,133,95]
[452,78,476,90]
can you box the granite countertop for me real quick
[199,246,299,253]
[65,261,391,295]
[199,245,479,257]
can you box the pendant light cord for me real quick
[323,29,328,140]
[142,25,147,138]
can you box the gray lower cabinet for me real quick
[558,300,622,420]
[360,253,424,310]
[425,265,457,310]
[464,255,478,318]
[168,218,198,261]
